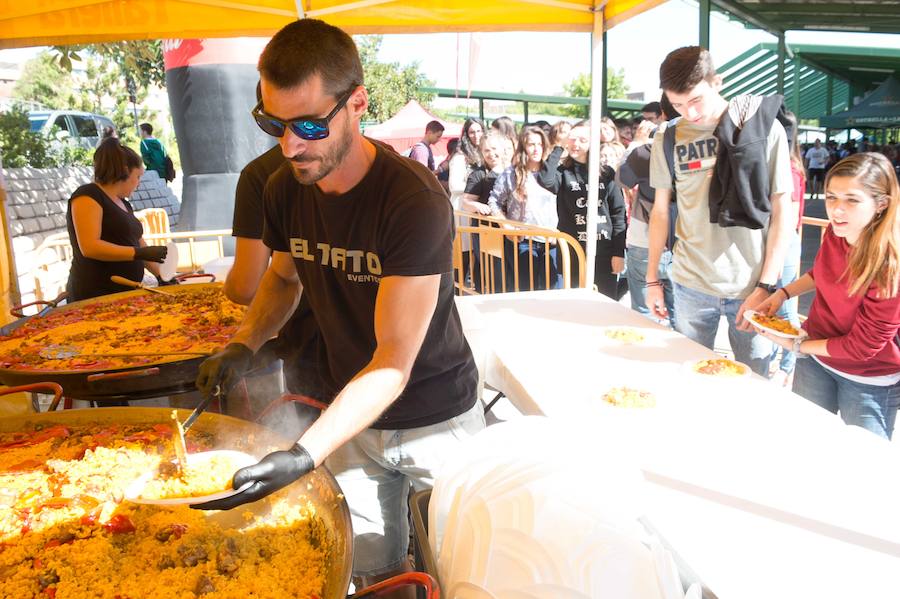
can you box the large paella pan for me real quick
[0,407,353,599]
[0,284,243,400]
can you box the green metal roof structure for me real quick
[717,43,900,124]
[420,87,646,122]
[713,0,900,36]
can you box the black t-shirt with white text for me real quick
[263,142,477,429]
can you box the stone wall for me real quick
[1,167,181,306]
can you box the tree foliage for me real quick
[562,69,630,118]
[356,36,435,122]
[53,41,165,91]
[13,52,82,111]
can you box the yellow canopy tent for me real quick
[0,0,663,312]
[0,0,659,46]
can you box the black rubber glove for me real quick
[134,245,167,263]
[191,444,314,510]
[195,342,254,397]
[155,275,179,286]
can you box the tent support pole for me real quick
[601,30,608,113]
[825,75,833,116]
[586,2,606,289]
[776,34,786,95]
[699,0,710,49]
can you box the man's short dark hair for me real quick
[258,19,363,98]
[425,120,445,135]
[641,101,661,116]
[659,46,717,94]
[139,122,153,135]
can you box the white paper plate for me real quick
[158,241,179,282]
[125,450,256,505]
[683,357,750,378]
[597,326,649,345]
[744,309,803,339]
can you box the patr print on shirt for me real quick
[676,138,718,173]
[290,237,383,283]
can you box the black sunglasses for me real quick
[252,87,355,141]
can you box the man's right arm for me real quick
[229,251,303,352]
[225,237,271,305]
[646,131,673,318]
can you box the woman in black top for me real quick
[538,120,627,299]
[66,138,167,301]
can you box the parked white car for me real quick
[28,110,116,149]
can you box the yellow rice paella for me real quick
[0,422,328,599]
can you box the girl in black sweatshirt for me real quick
[538,120,627,299]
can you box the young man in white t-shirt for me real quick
[804,139,830,200]
[645,46,794,376]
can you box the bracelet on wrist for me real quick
[645,281,662,288]
[779,287,791,300]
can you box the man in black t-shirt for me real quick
[194,19,483,589]
[227,144,324,404]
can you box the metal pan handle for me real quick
[351,572,439,599]
[176,272,216,283]
[0,382,65,411]
[86,367,160,383]
[255,393,329,424]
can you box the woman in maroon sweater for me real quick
[755,153,900,439]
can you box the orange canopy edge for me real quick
[0,0,662,49]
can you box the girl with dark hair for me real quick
[755,153,900,439]
[448,118,485,210]
[66,138,168,301]
[538,120,627,299]
[488,126,560,290]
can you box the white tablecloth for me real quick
[456,288,900,599]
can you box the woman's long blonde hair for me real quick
[826,153,900,298]
[513,125,549,201]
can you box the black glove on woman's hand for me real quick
[155,275,179,286]
[195,342,254,397]
[134,245,167,263]
[191,444,315,510]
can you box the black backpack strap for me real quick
[663,117,680,190]
[662,117,681,251]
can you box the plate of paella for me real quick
[686,357,751,378]
[744,310,803,339]
[125,450,257,505]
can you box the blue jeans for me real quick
[626,245,675,325]
[774,231,802,374]
[793,357,900,440]
[673,282,774,376]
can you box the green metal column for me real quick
[825,75,833,116]
[776,36,786,95]
[601,30,608,114]
[479,98,484,123]
[699,0,710,49]
[791,58,801,115]
[523,101,529,125]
